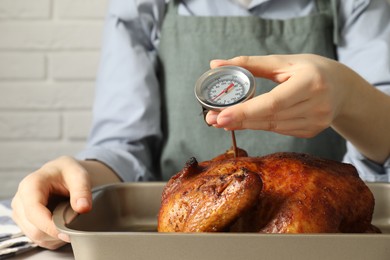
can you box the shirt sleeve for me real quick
[75,0,165,182]
[337,0,390,181]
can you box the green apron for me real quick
[158,0,346,180]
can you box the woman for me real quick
[11,0,390,249]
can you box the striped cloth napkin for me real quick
[0,200,37,259]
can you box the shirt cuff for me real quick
[75,147,152,182]
[343,142,390,182]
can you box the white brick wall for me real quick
[0,0,108,199]
[1,0,390,200]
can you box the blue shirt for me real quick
[76,0,390,182]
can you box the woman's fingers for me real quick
[211,81,308,126]
[207,54,338,137]
[210,55,293,82]
[57,157,92,214]
[12,190,66,249]
[11,156,93,249]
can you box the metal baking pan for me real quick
[53,182,390,260]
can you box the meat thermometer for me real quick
[194,66,256,111]
[194,66,256,157]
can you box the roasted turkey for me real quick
[158,148,379,233]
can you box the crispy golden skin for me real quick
[158,148,378,233]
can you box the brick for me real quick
[54,0,108,19]
[64,112,92,140]
[0,21,104,50]
[0,53,45,79]
[50,52,100,80]
[0,0,51,19]
[0,82,94,109]
[0,170,29,199]
[0,112,61,140]
[0,141,86,169]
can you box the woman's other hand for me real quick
[11,156,120,249]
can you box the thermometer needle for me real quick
[212,83,235,101]
[231,130,238,158]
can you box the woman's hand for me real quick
[11,156,120,249]
[206,54,390,164]
[206,54,349,137]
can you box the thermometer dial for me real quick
[194,66,255,111]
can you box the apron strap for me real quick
[331,0,340,45]
[169,0,180,12]
[169,0,197,16]
[316,0,330,12]
[316,0,340,45]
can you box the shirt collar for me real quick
[233,0,273,10]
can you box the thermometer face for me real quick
[195,66,255,111]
